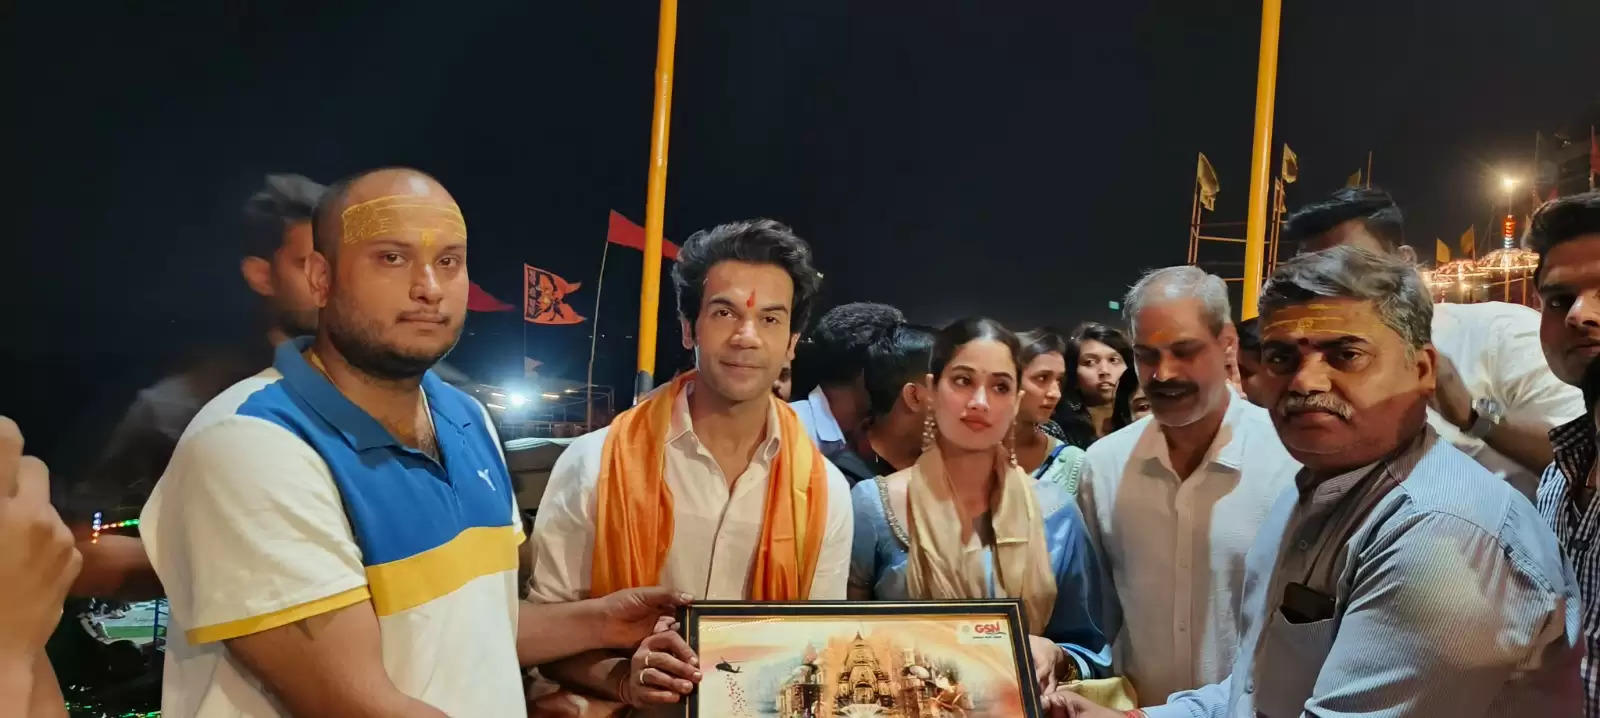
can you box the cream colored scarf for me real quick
[903,445,1057,634]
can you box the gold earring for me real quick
[1004,426,1019,467]
[922,411,937,451]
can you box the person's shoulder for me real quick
[1030,478,1078,519]
[552,426,610,475]
[1433,301,1540,342]
[1087,418,1149,456]
[1390,438,1532,536]
[1383,440,1570,591]
[849,477,888,519]
[820,454,853,502]
[176,368,306,445]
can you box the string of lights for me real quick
[89,511,141,544]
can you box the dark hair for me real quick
[863,323,936,419]
[1530,191,1600,282]
[1110,367,1143,430]
[929,317,1022,383]
[1063,322,1132,397]
[1235,317,1260,353]
[1282,187,1405,252]
[243,173,325,259]
[805,302,906,387]
[671,219,823,336]
[1016,328,1070,368]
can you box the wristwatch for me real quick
[1465,397,1505,439]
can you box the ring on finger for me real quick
[638,668,649,686]
[644,652,653,669]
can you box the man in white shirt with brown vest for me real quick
[1078,266,1298,704]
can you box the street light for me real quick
[1500,175,1518,194]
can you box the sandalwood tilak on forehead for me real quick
[340,195,467,247]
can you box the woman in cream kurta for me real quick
[847,318,1112,690]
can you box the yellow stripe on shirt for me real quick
[365,525,520,616]
[186,585,371,644]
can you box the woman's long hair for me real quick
[1054,322,1134,448]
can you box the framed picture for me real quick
[680,599,1040,718]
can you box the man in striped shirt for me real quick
[1530,191,1600,718]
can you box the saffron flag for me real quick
[1345,170,1363,188]
[608,210,680,260]
[467,281,514,312]
[1196,153,1220,211]
[1280,144,1299,184]
[1459,226,1476,259]
[524,264,585,325]
[1435,239,1450,264]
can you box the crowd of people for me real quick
[5,165,1600,718]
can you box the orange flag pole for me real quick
[1240,0,1282,320]
[635,0,679,404]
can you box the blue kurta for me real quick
[848,477,1113,678]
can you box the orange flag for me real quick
[608,211,680,260]
[524,264,585,325]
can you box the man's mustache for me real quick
[1146,379,1199,396]
[1278,393,1354,421]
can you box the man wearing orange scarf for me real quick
[529,219,854,713]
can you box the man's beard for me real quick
[324,305,460,381]
[1580,357,1600,413]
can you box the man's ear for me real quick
[786,333,800,361]
[680,317,694,351]
[306,251,332,308]
[241,257,274,298]
[1416,343,1439,393]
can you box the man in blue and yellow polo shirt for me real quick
[141,167,687,717]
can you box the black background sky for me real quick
[7,0,1599,468]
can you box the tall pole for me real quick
[585,239,611,431]
[634,0,679,404]
[1239,0,1282,321]
[1365,150,1373,188]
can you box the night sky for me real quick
[8,0,1600,469]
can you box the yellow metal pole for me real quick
[635,0,679,403]
[1240,0,1281,321]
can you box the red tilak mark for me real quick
[746,292,756,309]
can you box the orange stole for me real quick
[590,371,829,600]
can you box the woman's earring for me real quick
[922,411,937,451]
[1004,426,1019,467]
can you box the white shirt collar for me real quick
[802,385,847,444]
[1134,391,1248,476]
[669,379,783,462]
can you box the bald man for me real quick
[140,168,688,717]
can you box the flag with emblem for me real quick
[524,264,585,325]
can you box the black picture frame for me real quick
[678,598,1040,717]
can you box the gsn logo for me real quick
[973,622,1002,635]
